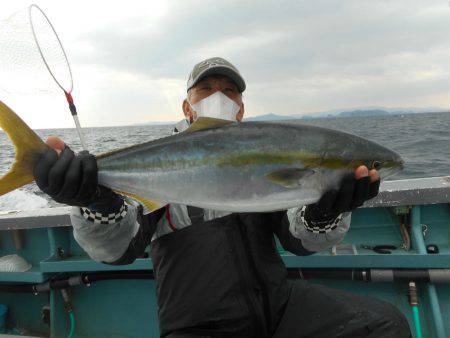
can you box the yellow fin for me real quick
[113,189,165,212]
[185,117,234,133]
[265,168,315,188]
[0,101,48,197]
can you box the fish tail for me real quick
[0,101,48,197]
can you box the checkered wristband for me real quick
[299,205,343,234]
[80,203,128,225]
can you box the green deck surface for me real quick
[0,204,448,337]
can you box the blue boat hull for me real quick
[0,176,449,337]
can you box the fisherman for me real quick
[33,57,411,337]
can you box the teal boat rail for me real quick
[0,176,449,337]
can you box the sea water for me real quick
[0,112,449,211]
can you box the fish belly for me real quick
[98,165,348,212]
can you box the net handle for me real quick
[28,4,73,93]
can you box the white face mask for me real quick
[189,91,241,122]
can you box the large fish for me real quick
[0,101,404,212]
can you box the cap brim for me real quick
[191,66,246,93]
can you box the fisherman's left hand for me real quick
[304,166,380,224]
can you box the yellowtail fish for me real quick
[0,101,403,212]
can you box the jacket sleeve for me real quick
[269,211,316,256]
[270,207,352,255]
[70,199,164,265]
[286,207,352,253]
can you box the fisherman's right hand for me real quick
[33,137,118,208]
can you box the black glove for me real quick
[33,146,119,209]
[304,173,380,224]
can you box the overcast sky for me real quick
[0,0,449,128]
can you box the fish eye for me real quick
[371,160,381,170]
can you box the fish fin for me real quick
[96,117,232,160]
[97,143,143,160]
[113,189,165,212]
[265,168,315,188]
[0,101,48,197]
[185,117,234,133]
[96,133,176,160]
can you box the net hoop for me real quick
[28,4,73,93]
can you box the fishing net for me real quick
[0,4,87,150]
[0,4,73,95]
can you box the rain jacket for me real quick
[72,201,350,337]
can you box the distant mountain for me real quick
[337,109,391,117]
[290,106,449,119]
[244,113,292,121]
[246,107,450,121]
[132,107,450,125]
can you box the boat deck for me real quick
[0,176,449,337]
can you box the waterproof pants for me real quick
[166,280,412,338]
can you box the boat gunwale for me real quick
[0,175,449,230]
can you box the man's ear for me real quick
[182,99,197,123]
[182,99,191,118]
[236,102,245,122]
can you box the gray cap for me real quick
[187,57,246,93]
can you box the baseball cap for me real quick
[187,57,246,93]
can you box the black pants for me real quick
[166,280,412,338]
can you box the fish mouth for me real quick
[398,158,405,171]
[393,153,405,172]
[379,155,404,179]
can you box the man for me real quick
[34,57,411,337]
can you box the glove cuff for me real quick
[80,203,128,225]
[300,205,343,234]
[87,186,123,213]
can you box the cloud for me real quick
[1,0,449,127]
